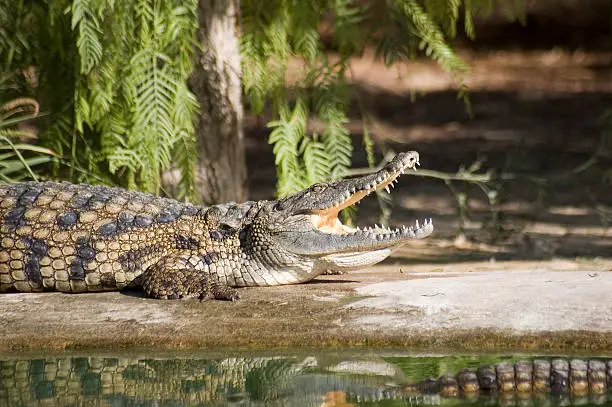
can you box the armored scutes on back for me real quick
[0,151,433,300]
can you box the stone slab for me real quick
[1,260,611,354]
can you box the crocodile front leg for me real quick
[139,254,240,301]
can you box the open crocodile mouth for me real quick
[309,151,431,237]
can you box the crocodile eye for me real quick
[311,184,326,193]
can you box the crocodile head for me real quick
[247,151,434,283]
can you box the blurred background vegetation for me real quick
[0,0,521,194]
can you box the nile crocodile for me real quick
[0,151,433,300]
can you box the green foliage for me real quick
[268,98,309,196]
[0,0,524,202]
[72,0,199,197]
[0,98,58,182]
[0,0,199,200]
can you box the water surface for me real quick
[0,353,610,406]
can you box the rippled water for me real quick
[0,353,610,406]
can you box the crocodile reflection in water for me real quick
[1,356,612,406]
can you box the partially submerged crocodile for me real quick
[0,151,432,300]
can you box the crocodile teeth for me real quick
[385,186,390,193]
[415,219,419,228]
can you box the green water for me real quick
[0,353,610,406]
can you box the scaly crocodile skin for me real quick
[0,182,252,300]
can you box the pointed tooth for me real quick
[385,186,391,193]
[415,219,419,228]
[413,166,417,171]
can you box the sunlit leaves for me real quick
[268,97,309,196]
[70,0,199,196]
[394,0,468,74]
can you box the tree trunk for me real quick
[189,0,247,205]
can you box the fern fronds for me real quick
[331,0,369,55]
[289,0,321,62]
[68,0,199,195]
[425,0,461,37]
[268,97,309,196]
[71,0,105,74]
[300,135,331,185]
[394,0,468,75]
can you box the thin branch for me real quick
[343,154,599,185]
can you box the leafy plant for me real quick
[0,0,525,203]
[242,0,523,196]
[0,98,58,182]
[0,0,199,198]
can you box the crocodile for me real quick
[0,151,433,300]
[1,357,611,406]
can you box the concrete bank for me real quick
[1,259,611,354]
